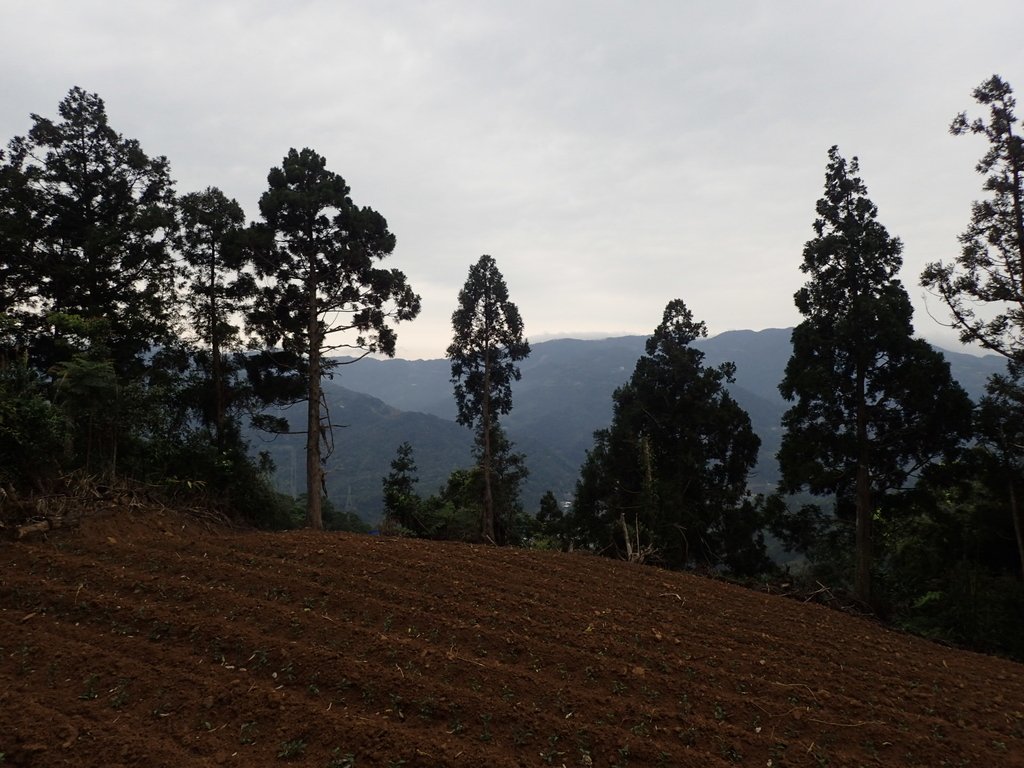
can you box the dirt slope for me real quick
[2,508,1022,767]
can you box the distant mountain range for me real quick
[253,329,1007,522]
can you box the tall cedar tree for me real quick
[779,146,972,604]
[921,75,1024,361]
[175,187,250,447]
[447,255,530,543]
[250,148,420,529]
[919,75,1024,581]
[1,87,177,375]
[571,299,765,573]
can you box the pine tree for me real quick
[0,87,180,480]
[921,75,1024,361]
[1,87,177,375]
[382,442,421,532]
[780,146,973,604]
[570,299,764,572]
[175,187,251,447]
[447,255,530,543]
[249,148,420,529]
[919,74,1024,587]
[536,490,561,527]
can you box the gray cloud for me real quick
[3,0,1022,358]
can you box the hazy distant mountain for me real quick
[256,384,581,520]
[261,329,1007,521]
[254,387,470,508]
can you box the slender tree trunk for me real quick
[480,284,496,543]
[620,513,634,561]
[1009,478,1024,582]
[306,260,323,530]
[855,460,872,603]
[212,324,224,447]
[854,367,872,605]
[481,359,495,543]
[210,244,225,449]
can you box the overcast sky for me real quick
[3,1,1023,359]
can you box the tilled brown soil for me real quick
[1,507,1022,767]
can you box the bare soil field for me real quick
[2,506,1023,767]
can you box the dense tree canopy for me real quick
[175,186,251,446]
[447,254,530,543]
[569,299,765,573]
[0,148,39,357]
[249,148,421,529]
[779,146,973,603]
[0,88,180,478]
[974,362,1024,579]
[2,87,177,375]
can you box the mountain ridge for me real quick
[261,329,1007,519]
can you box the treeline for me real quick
[376,76,1024,659]
[3,78,1024,659]
[0,86,539,542]
[527,75,1022,659]
[0,87,421,528]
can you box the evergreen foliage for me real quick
[880,460,1024,659]
[476,423,530,544]
[0,148,38,358]
[379,437,531,543]
[249,148,420,529]
[569,299,766,573]
[1,83,1020,659]
[922,75,1024,361]
[2,87,177,376]
[382,442,421,531]
[0,88,288,524]
[777,147,973,604]
[974,363,1024,578]
[447,255,530,543]
[0,358,65,488]
[418,468,488,541]
[175,187,252,447]
[531,491,575,550]
[0,87,179,482]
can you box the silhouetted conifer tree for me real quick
[249,148,420,529]
[780,146,972,604]
[447,255,530,543]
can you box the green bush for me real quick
[897,563,1024,660]
[0,361,65,488]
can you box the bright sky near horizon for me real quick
[3,1,1023,359]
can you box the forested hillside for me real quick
[3,76,1024,660]
[302,330,1005,518]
